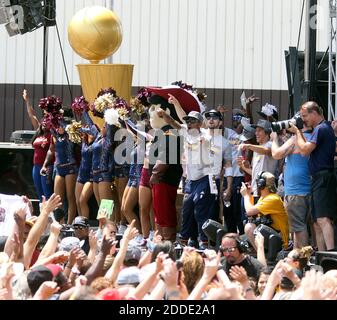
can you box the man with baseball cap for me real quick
[72,216,90,254]
[203,109,233,231]
[239,119,278,203]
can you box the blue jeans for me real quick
[180,175,217,242]
[32,164,53,201]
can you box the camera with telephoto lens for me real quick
[250,214,273,227]
[271,112,304,133]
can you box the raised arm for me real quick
[84,235,116,285]
[104,220,138,284]
[23,89,40,130]
[290,123,316,156]
[168,94,187,123]
[239,143,272,156]
[23,194,62,269]
[270,132,295,160]
[34,221,62,263]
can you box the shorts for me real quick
[77,169,93,184]
[284,195,310,232]
[311,170,337,220]
[152,182,178,228]
[77,174,93,184]
[127,164,143,188]
[114,164,130,178]
[140,167,151,189]
[93,170,113,183]
[55,164,78,177]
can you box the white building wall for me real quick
[0,0,331,90]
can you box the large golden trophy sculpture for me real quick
[68,6,133,127]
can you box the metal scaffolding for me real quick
[328,0,337,120]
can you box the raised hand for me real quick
[254,232,264,249]
[22,196,34,215]
[50,221,62,235]
[100,235,117,256]
[202,250,221,281]
[33,281,59,300]
[123,219,139,242]
[13,208,26,229]
[41,194,62,214]
[229,265,249,284]
[88,229,98,250]
[246,94,260,105]
[22,89,29,102]
[152,230,163,244]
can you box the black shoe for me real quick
[198,241,208,251]
[188,239,199,248]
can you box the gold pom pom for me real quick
[66,121,82,144]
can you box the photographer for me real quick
[289,101,337,251]
[240,172,289,251]
[271,123,312,249]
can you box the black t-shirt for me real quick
[149,125,183,187]
[308,120,335,175]
[221,255,264,280]
[80,237,90,255]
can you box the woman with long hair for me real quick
[23,89,53,201]
[72,98,98,219]
[40,95,78,224]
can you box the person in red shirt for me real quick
[23,89,54,201]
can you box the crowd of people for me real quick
[0,82,337,300]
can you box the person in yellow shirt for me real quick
[240,171,289,250]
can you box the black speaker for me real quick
[315,251,337,273]
[254,224,283,262]
[202,219,228,250]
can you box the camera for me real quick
[271,112,304,133]
[60,224,74,238]
[250,215,273,227]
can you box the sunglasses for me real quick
[219,246,237,253]
[206,115,220,120]
[73,225,88,230]
[185,118,200,124]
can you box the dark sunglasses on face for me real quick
[185,118,199,124]
[206,115,220,120]
[73,225,88,230]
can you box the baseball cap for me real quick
[124,246,142,262]
[72,216,90,228]
[204,109,223,120]
[182,111,204,123]
[98,287,129,300]
[59,236,80,252]
[117,266,140,286]
[251,119,272,132]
